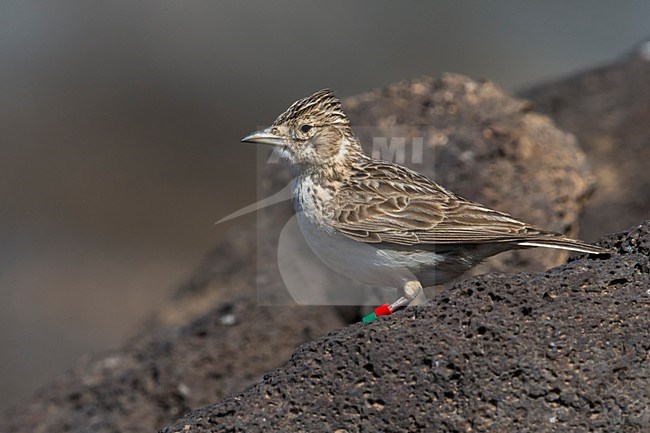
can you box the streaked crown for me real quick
[272,89,350,127]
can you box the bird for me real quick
[241,89,608,322]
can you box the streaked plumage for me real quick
[242,89,608,319]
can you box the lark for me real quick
[242,89,608,322]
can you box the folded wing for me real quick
[332,159,606,254]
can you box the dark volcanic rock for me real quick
[526,41,650,242]
[162,221,650,433]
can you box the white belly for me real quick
[295,210,446,288]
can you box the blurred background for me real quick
[1,0,648,412]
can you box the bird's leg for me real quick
[362,281,426,322]
[404,280,427,306]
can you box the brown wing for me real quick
[331,159,543,246]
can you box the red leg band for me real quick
[374,303,393,317]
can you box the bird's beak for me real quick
[241,128,285,147]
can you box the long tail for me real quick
[516,237,609,254]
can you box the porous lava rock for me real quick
[162,221,650,433]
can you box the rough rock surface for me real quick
[162,221,650,433]
[1,75,598,433]
[525,42,650,242]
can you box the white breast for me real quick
[295,210,417,288]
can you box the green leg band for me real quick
[362,312,378,322]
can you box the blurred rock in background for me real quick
[526,41,650,241]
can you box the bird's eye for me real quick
[299,124,312,133]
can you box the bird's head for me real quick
[242,89,361,174]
